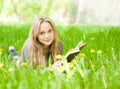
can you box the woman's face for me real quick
[37,21,54,48]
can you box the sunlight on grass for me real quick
[0,25,120,89]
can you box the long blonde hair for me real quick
[20,17,61,67]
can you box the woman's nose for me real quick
[45,33,49,38]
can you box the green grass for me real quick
[0,24,120,89]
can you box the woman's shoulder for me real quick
[23,39,30,46]
[23,39,30,50]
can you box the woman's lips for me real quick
[44,40,51,42]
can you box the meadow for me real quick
[0,24,120,89]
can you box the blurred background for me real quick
[0,0,120,25]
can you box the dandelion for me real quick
[49,64,52,68]
[102,65,105,69]
[0,48,2,51]
[91,64,94,70]
[71,60,76,65]
[0,48,2,55]
[0,52,2,55]
[67,62,74,68]
[90,49,95,53]
[13,56,19,60]
[21,62,27,67]
[56,55,62,60]
[37,64,41,68]
[8,67,14,72]
[97,50,102,54]
[57,66,65,72]
[79,53,85,57]
[0,63,3,68]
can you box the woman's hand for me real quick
[53,60,62,68]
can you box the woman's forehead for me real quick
[40,22,53,30]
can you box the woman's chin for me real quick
[44,42,52,46]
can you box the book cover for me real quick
[65,41,86,62]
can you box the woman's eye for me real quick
[40,32,45,34]
[49,29,53,32]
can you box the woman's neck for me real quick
[43,45,50,54]
[43,45,49,49]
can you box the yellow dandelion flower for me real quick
[8,67,14,72]
[21,62,27,67]
[37,64,41,68]
[119,61,120,64]
[91,64,94,70]
[102,65,105,69]
[56,55,62,60]
[67,62,74,68]
[49,64,53,68]
[57,66,65,72]
[13,56,19,60]
[71,60,76,65]
[0,63,3,68]
[97,50,102,54]
[0,48,2,51]
[79,53,85,57]
[90,49,95,53]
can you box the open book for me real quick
[65,41,86,62]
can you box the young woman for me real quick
[10,17,63,68]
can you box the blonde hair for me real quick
[20,17,61,68]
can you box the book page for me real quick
[65,41,86,62]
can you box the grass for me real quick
[0,24,120,89]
